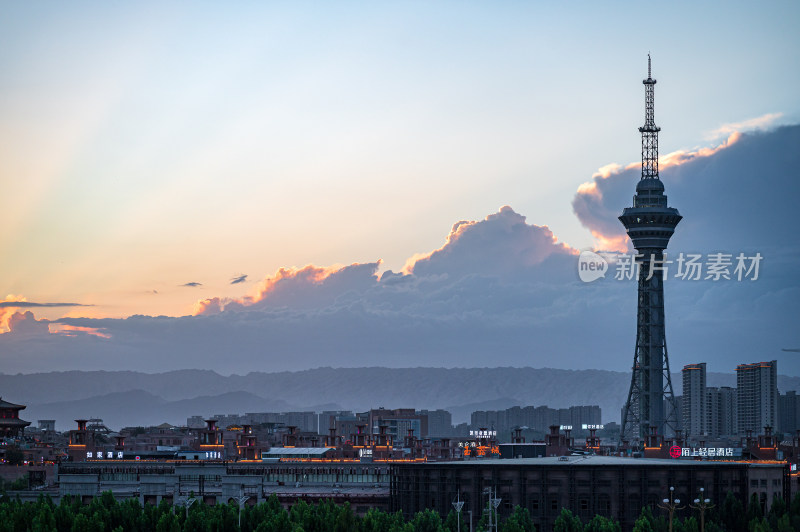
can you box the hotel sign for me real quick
[581,424,604,430]
[87,451,124,459]
[469,430,496,437]
[669,446,741,458]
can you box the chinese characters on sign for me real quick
[86,451,124,459]
[462,445,500,457]
[614,252,762,282]
[670,447,739,458]
[469,430,497,437]
[581,424,604,430]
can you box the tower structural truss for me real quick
[619,56,682,442]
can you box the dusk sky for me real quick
[1,2,799,376]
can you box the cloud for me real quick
[182,282,203,287]
[1,125,798,378]
[0,295,87,333]
[0,300,90,308]
[230,274,248,284]
[404,205,577,277]
[6,311,50,336]
[705,112,783,141]
[196,262,381,315]
[49,324,111,339]
[573,125,800,254]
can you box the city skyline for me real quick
[1,2,799,375]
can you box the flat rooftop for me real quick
[397,456,785,468]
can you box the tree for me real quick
[631,507,658,532]
[777,514,794,532]
[720,491,746,532]
[584,515,621,532]
[31,504,56,532]
[748,517,770,532]
[499,506,535,532]
[745,493,763,524]
[632,515,654,532]
[410,508,444,532]
[768,496,787,531]
[553,508,582,532]
[155,512,181,532]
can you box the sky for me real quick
[1,2,799,375]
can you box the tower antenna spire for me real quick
[639,54,660,179]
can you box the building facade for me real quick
[682,363,706,439]
[779,391,799,436]
[391,457,787,532]
[737,361,778,434]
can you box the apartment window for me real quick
[550,499,559,511]
[580,499,589,511]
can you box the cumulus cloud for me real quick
[573,125,800,253]
[6,311,50,336]
[405,206,576,278]
[0,295,85,333]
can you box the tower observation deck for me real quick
[619,56,682,442]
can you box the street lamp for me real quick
[490,488,502,532]
[452,493,464,532]
[236,485,250,530]
[690,487,714,532]
[658,486,684,532]
[174,488,196,521]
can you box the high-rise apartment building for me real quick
[682,363,706,439]
[736,360,778,434]
[779,391,799,435]
[718,386,738,436]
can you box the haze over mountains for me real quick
[4,367,799,431]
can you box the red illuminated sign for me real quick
[669,446,681,458]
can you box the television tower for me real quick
[619,56,682,441]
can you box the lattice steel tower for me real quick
[619,56,682,442]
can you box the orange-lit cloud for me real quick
[573,130,747,252]
[0,295,29,333]
[5,310,50,336]
[193,264,372,315]
[50,323,111,339]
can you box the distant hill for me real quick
[25,390,297,430]
[3,367,799,430]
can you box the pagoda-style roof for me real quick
[0,418,32,427]
[0,397,27,410]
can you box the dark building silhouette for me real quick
[0,397,31,437]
